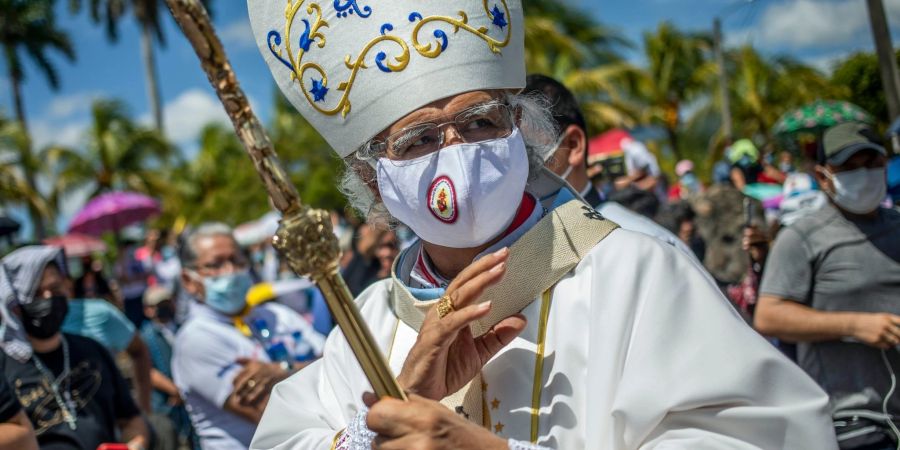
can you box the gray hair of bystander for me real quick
[179,222,238,269]
[338,91,559,227]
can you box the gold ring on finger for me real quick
[437,294,455,319]
[247,378,257,389]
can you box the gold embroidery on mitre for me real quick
[269,0,512,118]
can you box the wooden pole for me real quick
[163,0,405,400]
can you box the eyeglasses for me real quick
[197,256,248,275]
[370,102,514,163]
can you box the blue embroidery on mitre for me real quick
[267,31,294,70]
[263,1,514,118]
[298,19,314,52]
[334,0,371,18]
[310,78,329,102]
[490,5,507,30]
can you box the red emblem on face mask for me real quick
[428,176,457,223]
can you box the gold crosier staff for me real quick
[164,0,406,401]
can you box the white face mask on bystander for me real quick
[824,167,887,214]
[376,128,530,248]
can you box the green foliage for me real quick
[156,90,345,228]
[521,0,639,134]
[269,91,346,211]
[0,0,76,91]
[636,22,714,159]
[831,50,900,126]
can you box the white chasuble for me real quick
[251,229,837,450]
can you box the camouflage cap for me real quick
[821,122,886,166]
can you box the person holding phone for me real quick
[755,123,900,447]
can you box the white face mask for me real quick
[824,167,886,214]
[376,128,529,248]
[545,134,573,181]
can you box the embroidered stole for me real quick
[387,199,619,426]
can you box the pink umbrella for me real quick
[68,191,161,236]
[44,233,108,258]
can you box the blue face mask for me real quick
[202,271,253,315]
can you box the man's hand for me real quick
[396,248,527,400]
[742,226,769,264]
[850,313,900,349]
[233,358,289,406]
[365,393,507,450]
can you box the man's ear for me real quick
[565,125,588,168]
[181,270,203,300]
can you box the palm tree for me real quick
[521,0,639,133]
[638,22,714,159]
[0,0,75,237]
[50,99,176,200]
[687,45,847,161]
[0,0,76,134]
[69,0,211,134]
[0,117,55,234]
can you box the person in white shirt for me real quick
[171,223,324,450]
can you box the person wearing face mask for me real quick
[170,223,325,450]
[755,122,900,445]
[523,74,698,264]
[139,286,196,450]
[0,246,149,450]
[247,2,834,449]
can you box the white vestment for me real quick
[251,222,836,449]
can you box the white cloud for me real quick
[805,50,853,74]
[46,91,102,120]
[219,19,256,51]
[750,0,900,51]
[30,119,88,149]
[152,88,230,147]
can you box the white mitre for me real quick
[248,0,525,157]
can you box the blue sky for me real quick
[1,0,899,237]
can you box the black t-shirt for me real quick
[0,333,141,450]
[0,374,21,422]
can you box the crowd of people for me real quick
[1,78,895,450]
[1,1,900,449]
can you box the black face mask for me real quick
[21,296,69,339]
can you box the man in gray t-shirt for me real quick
[756,123,900,416]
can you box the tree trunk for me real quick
[140,22,165,134]
[8,62,46,239]
[7,61,28,136]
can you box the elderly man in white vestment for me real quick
[246,1,836,449]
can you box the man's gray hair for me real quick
[338,91,559,226]
[179,222,237,269]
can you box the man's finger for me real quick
[448,261,506,310]
[447,247,509,292]
[475,314,527,363]
[366,397,419,437]
[372,435,422,450]
[437,301,494,338]
[242,377,270,405]
[232,366,256,389]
